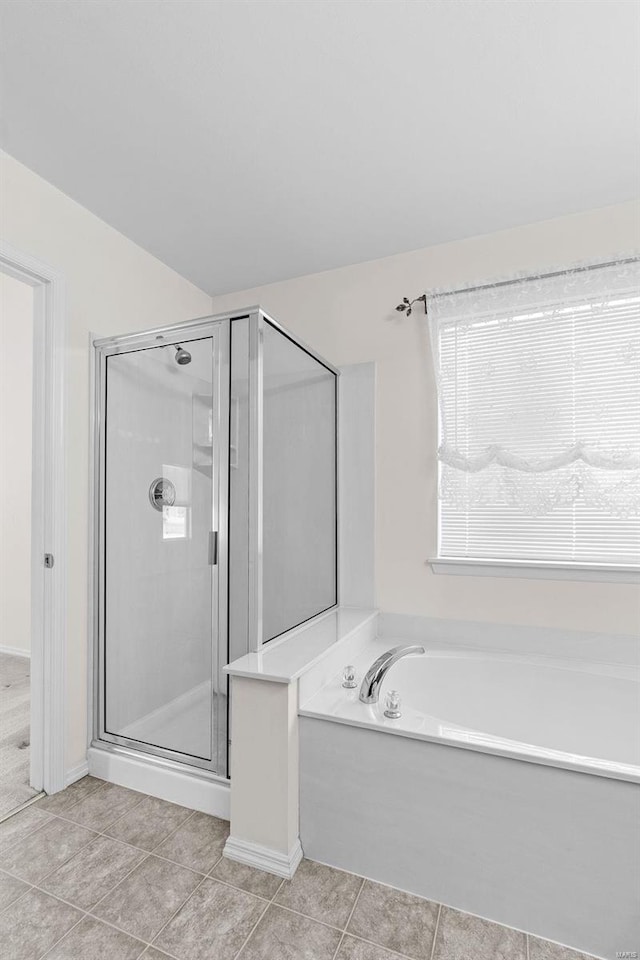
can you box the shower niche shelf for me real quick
[192,392,214,478]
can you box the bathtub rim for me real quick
[298,703,640,783]
[299,637,640,784]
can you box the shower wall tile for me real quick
[103,342,217,746]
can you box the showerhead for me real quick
[174,344,192,365]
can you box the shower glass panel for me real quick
[93,309,338,781]
[262,321,338,642]
[100,325,228,775]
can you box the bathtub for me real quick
[298,637,640,960]
[301,640,640,782]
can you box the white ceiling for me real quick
[0,0,638,295]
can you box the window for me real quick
[427,258,640,569]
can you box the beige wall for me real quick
[210,201,640,638]
[0,150,212,772]
[0,273,34,657]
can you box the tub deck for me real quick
[299,636,640,782]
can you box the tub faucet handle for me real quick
[342,665,358,689]
[384,690,402,719]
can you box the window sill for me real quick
[428,558,640,584]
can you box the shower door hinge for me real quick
[44,553,55,569]
[208,531,218,566]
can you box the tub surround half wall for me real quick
[225,607,379,686]
[224,677,302,878]
[223,607,377,877]
[300,717,635,960]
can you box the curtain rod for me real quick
[395,255,639,316]
[428,255,640,301]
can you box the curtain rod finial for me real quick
[395,293,427,317]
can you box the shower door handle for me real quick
[208,531,218,566]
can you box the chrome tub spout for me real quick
[359,644,425,704]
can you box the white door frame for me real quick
[0,240,67,795]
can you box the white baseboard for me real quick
[88,745,230,820]
[65,761,89,787]
[223,835,303,879]
[0,644,30,659]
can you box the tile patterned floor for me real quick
[0,653,40,819]
[0,778,598,960]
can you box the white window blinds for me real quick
[427,259,640,566]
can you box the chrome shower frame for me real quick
[91,315,232,779]
[89,307,340,783]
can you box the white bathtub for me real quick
[298,637,640,960]
[301,640,640,782]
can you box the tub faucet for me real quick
[359,644,425,704]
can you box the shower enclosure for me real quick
[92,310,338,780]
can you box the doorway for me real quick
[0,242,67,814]
[0,272,37,816]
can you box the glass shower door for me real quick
[99,324,228,776]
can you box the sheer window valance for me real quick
[427,258,640,565]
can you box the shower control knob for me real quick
[384,690,402,719]
[342,665,357,689]
[149,477,176,512]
